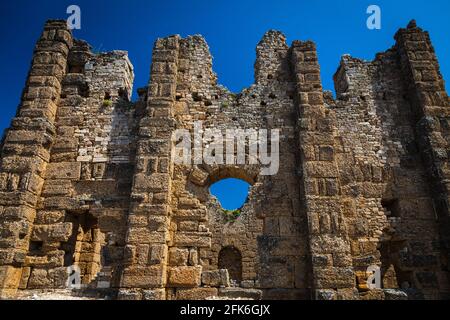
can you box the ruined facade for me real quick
[0,19,449,300]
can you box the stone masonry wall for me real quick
[0,19,449,300]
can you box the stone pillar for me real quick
[0,20,72,298]
[395,20,450,297]
[290,41,356,299]
[119,36,180,300]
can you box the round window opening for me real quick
[209,178,251,210]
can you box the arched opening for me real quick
[209,178,250,210]
[218,246,243,285]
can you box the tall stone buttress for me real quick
[0,21,72,298]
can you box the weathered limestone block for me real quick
[149,244,167,265]
[127,228,167,244]
[121,266,165,288]
[46,162,81,180]
[169,248,189,266]
[43,196,79,210]
[189,167,209,186]
[41,180,72,196]
[34,210,65,224]
[383,289,408,300]
[305,162,339,178]
[0,250,15,265]
[31,223,72,242]
[132,204,169,216]
[1,156,46,175]
[172,209,207,221]
[176,287,218,300]
[117,289,142,300]
[52,136,78,152]
[315,267,355,289]
[143,288,166,300]
[147,216,169,232]
[0,266,22,298]
[167,266,202,287]
[174,232,212,247]
[178,221,199,231]
[178,197,201,209]
[218,288,262,300]
[27,267,67,289]
[202,269,230,287]
[19,267,31,289]
[133,173,169,192]
[25,250,64,268]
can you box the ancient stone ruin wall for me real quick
[162,31,309,300]
[0,19,449,300]
[333,51,444,299]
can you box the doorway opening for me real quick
[61,212,105,285]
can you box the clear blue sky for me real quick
[210,178,250,210]
[0,1,449,206]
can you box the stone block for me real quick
[315,267,355,289]
[133,173,169,192]
[383,289,408,300]
[19,267,31,289]
[0,266,22,298]
[169,248,189,266]
[202,269,230,287]
[305,162,339,178]
[42,180,72,197]
[27,267,67,289]
[167,266,202,287]
[172,209,206,221]
[117,289,142,300]
[176,287,218,300]
[178,221,198,231]
[34,210,65,224]
[174,232,212,248]
[218,288,262,300]
[43,196,79,210]
[319,146,334,161]
[143,288,166,300]
[46,162,81,180]
[31,223,72,242]
[189,167,209,186]
[127,228,167,244]
[149,244,168,265]
[121,266,165,288]
[147,216,169,232]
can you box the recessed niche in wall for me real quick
[218,246,242,284]
[209,178,250,210]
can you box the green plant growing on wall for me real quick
[103,99,113,107]
[222,208,241,223]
